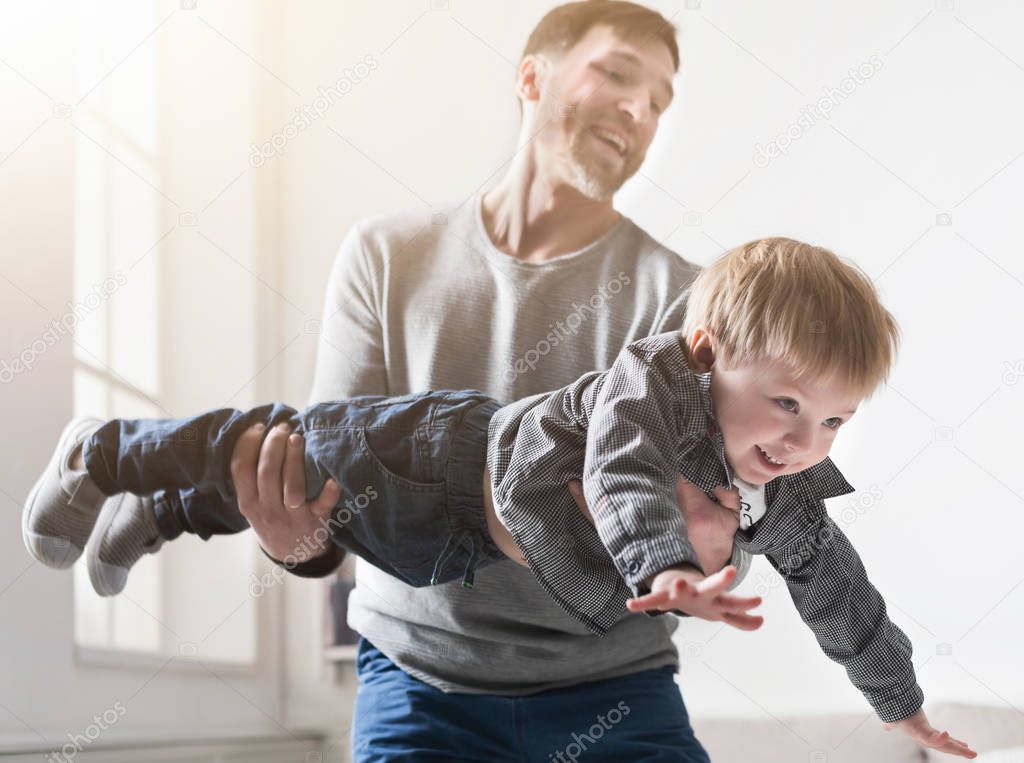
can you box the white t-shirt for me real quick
[733,475,768,531]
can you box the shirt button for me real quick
[627,560,641,575]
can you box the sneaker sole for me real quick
[86,493,130,596]
[22,417,102,569]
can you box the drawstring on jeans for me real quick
[461,533,481,589]
[429,529,483,589]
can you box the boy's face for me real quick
[690,329,862,486]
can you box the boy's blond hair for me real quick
[681,237,900,401]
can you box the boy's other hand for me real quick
[568,475,741,573]
[626,564,764,631]
[884,709,977,759]
[232,422,341,563]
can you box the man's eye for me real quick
[824,418,844,430]
[599,66,625,83]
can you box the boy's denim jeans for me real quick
[82,390,506,588]
[352,637,712,762]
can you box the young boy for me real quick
[22,237,976,756]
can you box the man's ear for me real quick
[516,54,548,105]
[687,328,717,373]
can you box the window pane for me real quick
[110,551,162,653]
[163,534,257,665]
[71,0,257,668]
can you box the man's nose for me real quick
[619,91,651,125]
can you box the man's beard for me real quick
[565,124,642,201]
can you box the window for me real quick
[71,0,256,667]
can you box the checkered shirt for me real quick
[486,330,924,723]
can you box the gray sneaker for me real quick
[86,492,165,596]
[22,417,107,569]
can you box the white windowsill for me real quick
[323,644,358,662]
[73,644,260,677]
[0,727,323,756]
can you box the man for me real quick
[232,2,750,760]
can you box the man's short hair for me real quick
[521,1,680,73]
[681,237,901,401]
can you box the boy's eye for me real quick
[776,398,844,430]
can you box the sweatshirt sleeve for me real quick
[268,224,389,579]
[308,222,388,405]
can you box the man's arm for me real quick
[236,224,388,578]
[305,222,387,406]
[765,506,924,723]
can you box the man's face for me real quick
[530,25,676,200]
[708,352,862,486]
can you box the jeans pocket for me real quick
[353,427,451,576]
[357,427,445,491]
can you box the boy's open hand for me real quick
[885,709,977,758]
[627,564,764,631]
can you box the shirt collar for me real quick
[694,369,717,423]
[765,457,856,509]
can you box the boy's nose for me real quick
[783,423,815,457]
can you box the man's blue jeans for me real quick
[351,638,712,763]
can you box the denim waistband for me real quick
[444,394,503,509]
[432,392,505,588]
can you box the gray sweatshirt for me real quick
[306,193,707,694]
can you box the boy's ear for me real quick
[687,328,716,373]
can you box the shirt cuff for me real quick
[261,542,346,578]
[621,533,705,597]
[871,684,926,724]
